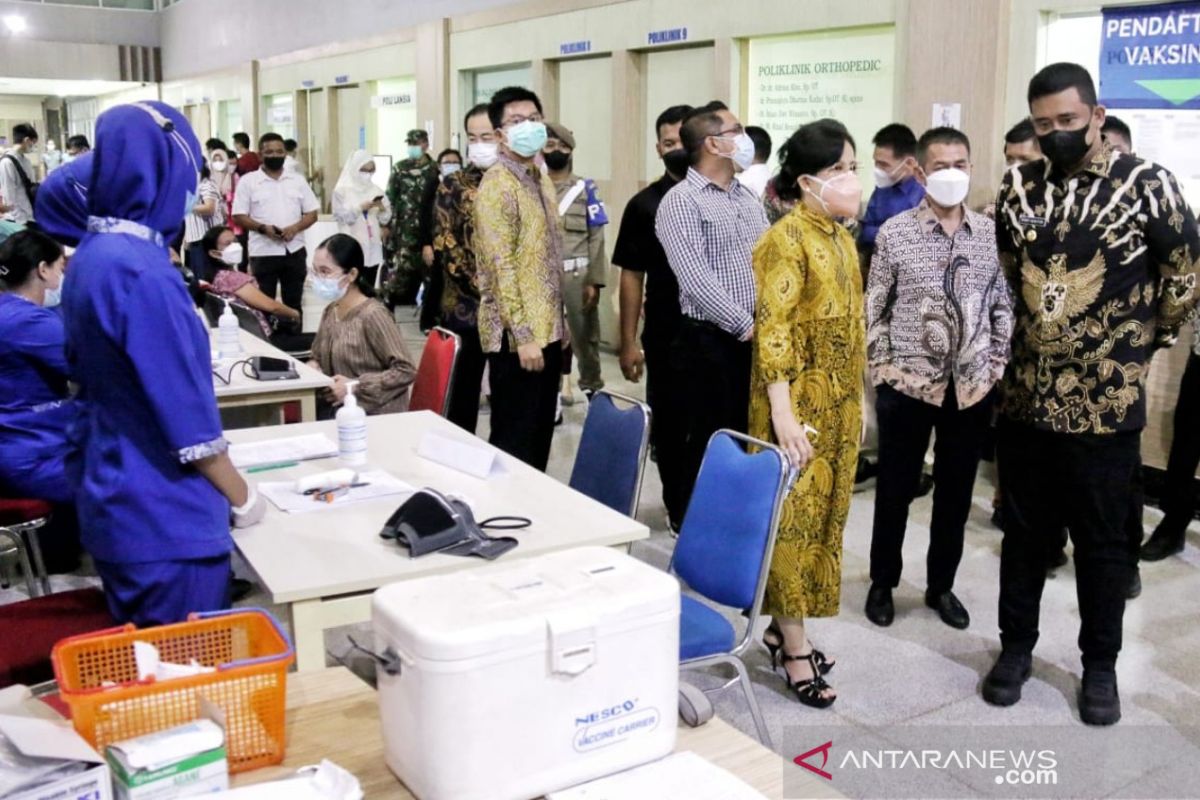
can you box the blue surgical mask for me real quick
[440,163,462,177]
[44,286,62,308]
[407,145,424,160]
[506,120,547,159]
[719,132,756,171]
[312,275,348,303]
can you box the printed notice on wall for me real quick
[747,26,896,181]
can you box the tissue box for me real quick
[373,546,680,800]
[106,719,228,800]
[0,711,113,800]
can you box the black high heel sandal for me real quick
[763,621,835,675]
[779,651,836,709]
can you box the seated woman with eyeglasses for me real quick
[308,233,416,416]
[203,224,314,352]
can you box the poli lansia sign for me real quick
[1099,1,1200,109]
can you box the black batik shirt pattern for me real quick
[995,143,1200,434]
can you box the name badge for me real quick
[1019,214,1048,227]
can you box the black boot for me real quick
[1139,522,1186,561]
[1079,669,1121,726]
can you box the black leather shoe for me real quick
[1079,670,1121,726]
[864,584,894,627]
[982,651,1032,706]
[1140,525,1186,561]
[914,473,934,498]
[925,590,970,629]
[1126,568,1141,599]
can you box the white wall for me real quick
[0,0,159,47]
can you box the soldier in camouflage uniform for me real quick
[383,128,437,307]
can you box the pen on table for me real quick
[246,461,300,474]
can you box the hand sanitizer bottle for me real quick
[218,298,242,360]
[337,381,367,466]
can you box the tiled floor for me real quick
[7,309,1200,773]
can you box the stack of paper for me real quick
[547,751,768,799]
[229,435,338,469]
[257,470,414,514]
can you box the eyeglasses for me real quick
[712,125,744,138]
[502,113,544,127]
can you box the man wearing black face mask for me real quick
[612,104,692,531]
[985,62,1200,727]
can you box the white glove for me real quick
[231,486,268,528]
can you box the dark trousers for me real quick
[185,241,212,282]
[673,319,752,513]
[446,325,487,435]
[1158,351,1200,537]
[250,248,307,322]
[997,421,1141,670]
[360,264,381,295]
[870,383,992,594]
[644,332,689,526]
[487,337,563,471]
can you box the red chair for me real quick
[408,327,462,417]
[0,498,53,598]
[0,588,116,688]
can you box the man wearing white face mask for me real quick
[863,127,1013,632]
[859,124,924,271]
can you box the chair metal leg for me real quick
[0,527,39,598]
[729,655,772,749]
[25,524,52,596]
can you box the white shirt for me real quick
[284,155,302,177]
[0,148,35,224]
[232,168,320,257]
[736,163,771,200]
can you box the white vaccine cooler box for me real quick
[372,546,681,800]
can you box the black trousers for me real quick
[1157,351,1200,537]
[487,337,562,471]
[250,249,307,322]
[997,421,1141,670]
[870,383,992,594]
[360,264,381,295]
[672,319,752,514]
[446,324,487,435]
[644,331,688,527]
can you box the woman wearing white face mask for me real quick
[203,225,313,352]
[333,149,393,292]
[748,119,866,710]
[308,233,415,417]
[183,161,225,281]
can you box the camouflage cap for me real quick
[405,129,429,144]
[544,122,575,150]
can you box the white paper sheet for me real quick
[547,751,767,800]
[257,469,414,514]
[416,431,506,479]
[229,435,338,469]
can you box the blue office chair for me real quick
[568,390,652,518]
[670,429,793,748]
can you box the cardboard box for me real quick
[0,710,113,800]
[106,719,228,800]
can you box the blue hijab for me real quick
[35,152,92,246]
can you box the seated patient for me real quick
[308,233,416,416]
[204,224,315,352]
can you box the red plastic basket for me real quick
[51,608,294,773]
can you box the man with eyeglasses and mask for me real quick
[655,100,768,512]
[985,62,1199,727]
[613,104,692,532]
[472,87,564,471]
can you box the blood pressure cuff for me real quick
[379,488,521,560]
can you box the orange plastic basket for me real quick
[50,608,294,773]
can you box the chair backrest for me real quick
[203,292,225,327]
[568,391,651,517]
[409,327,462,416]
[671,430,791,611]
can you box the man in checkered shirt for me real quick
[655,101,769,511]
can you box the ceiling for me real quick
[0,77,146,98]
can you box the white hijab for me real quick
[335,149,379,208]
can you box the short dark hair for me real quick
[487,86,543,129]
[917,126,971,164]
[1102,115,1132,144]
[655,104,693,141]
[66,134,90,151]
[745,126,772,163]
[13,123,38,143]
[464,103,490,132]
[775,119,856,203]
[317,233,375,297]
[437,148,462,164]
[283,138,298,152]
[258,132,284,149]
[1004,119,1037,145]
[871,123,916,158]
[0,229,61,290]
[680,101,730,165]
[201,224,231,259]
[1028,62,1097,106]
[204,137,225,151]
[233,132,251,148]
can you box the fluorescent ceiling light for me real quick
[3,15,28,34]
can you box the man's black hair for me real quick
[679,100,729,165]
[66,134,90,151]
[745,126,772,163]
[655,104,693,140]
[1102,115,1132,144]
[12,123,38,143]
[917,126,971,164]
[871,123,917,158]
[487,86,543,130]
[1004,119,1037,145]
[283,138,298,152]
[232,131,251,149]
[464,103,490,132]
[258,132,284,149]
[1028,62,1097,106]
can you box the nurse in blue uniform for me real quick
[36,151,93,249]
[0,229,75,503]
[62,101,266,626]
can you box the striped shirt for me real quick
[183,178,223,244]
[655,167,768,338]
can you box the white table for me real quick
[211,328,332,423]
[226,411,650,671]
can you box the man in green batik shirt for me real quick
[384,128,437,307]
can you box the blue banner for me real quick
[1099,2,1200,108]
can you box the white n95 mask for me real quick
[220,242,244,266]
[924,168,971,207]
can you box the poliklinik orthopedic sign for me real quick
[1099,1,1200,108]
